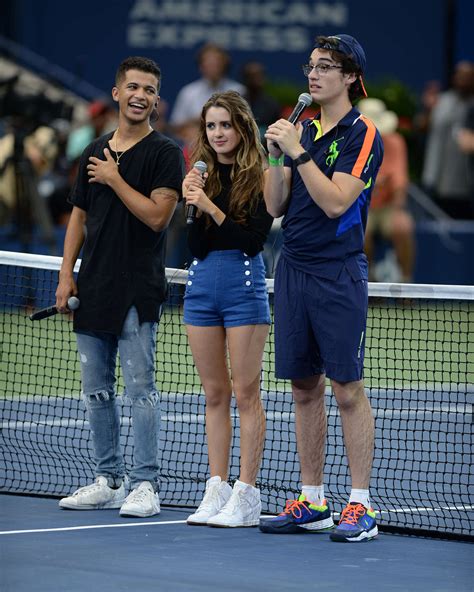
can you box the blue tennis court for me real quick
[1,253,473,591]
[1,494,472,592]
[2,386,472,537]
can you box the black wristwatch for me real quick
[293,151,311,167]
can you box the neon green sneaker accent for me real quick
[297,494,329,512]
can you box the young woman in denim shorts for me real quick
[182,91,273,528]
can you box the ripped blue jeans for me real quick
[76,306,160,490]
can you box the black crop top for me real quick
[187,162,273,260]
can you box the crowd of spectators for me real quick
[421,61,474,220]
[0,45,473,279]
[358,98,415,282]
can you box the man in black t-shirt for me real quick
[55,56,185,517]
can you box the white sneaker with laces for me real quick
[119,481,160,517]
[59,476,126,510]
[207,480,261,527]
[187,476,232,525]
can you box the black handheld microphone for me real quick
[186,160,208,225]
[273,92,312,150]
[29,296,80,321]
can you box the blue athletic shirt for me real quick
[281,107,383,280]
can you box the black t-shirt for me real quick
[187,162,273,260]
[70,130,185,334]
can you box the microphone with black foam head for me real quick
[186,160,208,225]
[29,296,80,321]
[273,92,313,150]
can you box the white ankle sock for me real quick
[234,480,258,493]
[349,488,371,509]
[301,485,325,505]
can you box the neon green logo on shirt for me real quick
[310,120,343,166]
[326,140,340,166]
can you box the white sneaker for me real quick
[207,480,261,527]
[119,482,160,517]
[187,476,233,525]
[59,476,126,510]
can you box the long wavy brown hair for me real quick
[190,90,266,225]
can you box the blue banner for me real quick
[9,0,465,106]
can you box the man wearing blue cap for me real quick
[259,35,383,542]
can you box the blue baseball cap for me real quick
[314,34,367,73]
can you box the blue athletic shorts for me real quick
[183,250,271,328]
[274,256,368,382]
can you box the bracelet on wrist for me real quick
[268,154,284,167]
[292,151,311,167]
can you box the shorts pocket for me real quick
[344,255,368,282]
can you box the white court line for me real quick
[2,506,472,535]
[2,404,471,430]
[377,505,474,515]
[4,506,472,535]
[0,519,187,536]
[0,513,273,536]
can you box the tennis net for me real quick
[0,250,472,539]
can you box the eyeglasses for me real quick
[302,63,343,77]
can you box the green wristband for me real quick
[268,155,284,167]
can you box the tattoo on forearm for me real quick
[152,188,179,202]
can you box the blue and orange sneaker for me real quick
[259,495,334,534]
[330,502,378,542]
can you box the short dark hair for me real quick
[314,35,365,102]
[115,56,161,91]
[196,43,231,73]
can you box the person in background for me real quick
[169,43,244,149]
[66,99,117,163]
[55,56,185,518]
[412,80,440,178]
[358,98,415,282]
[457,100,474,216]
[0,123,59,253]
[241,61,282,144]
[458,102,474,155]
[259,34,383,543]
[182,91,273,528]
[0,125,58,225]
[422,61,474,219]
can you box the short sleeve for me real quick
[150,142,186,199]
[335,116,384,185]
[69,143,95,211]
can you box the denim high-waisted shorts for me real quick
[183,250,271,327]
